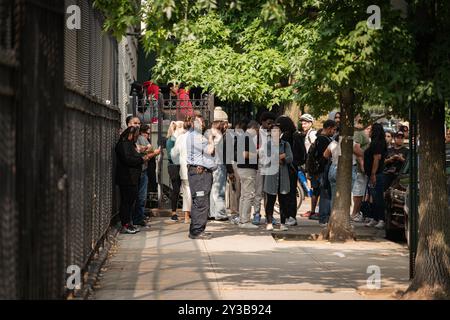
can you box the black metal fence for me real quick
[0,0,120,299]
[0,0,18,300]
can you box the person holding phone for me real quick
[115,126,157,234]
[383,131,408,190]
[134,125,160,227]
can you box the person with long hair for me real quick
[364,123,388,229]
[166,121,185,222]
[275,115,299,227]
[262,122,294,231]
[115,126,154,234]
[171,117,193,223]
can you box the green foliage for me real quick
[282,0,417,118]
[94,0,450,115]
[93,0,141,39]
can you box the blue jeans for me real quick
[329,164,358,209]
[318,165,332,224]
[369,173,385,222]
[209,164,227,219]
[329,163,338,210]
[133,171,148,224]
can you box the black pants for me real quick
[119,184,138,226]
[383,173,396,192]
[287,172,298,219]
[188,167,213,236]
[147,159,157,193]
[168,164,181,212]
[265,193,290,225]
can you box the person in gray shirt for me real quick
[186,115,216,239]
[134,125,160,226]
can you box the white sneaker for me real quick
[352,213,364,223]
[374,220,385,229]
[365,219,377,227]
[239,222,258,229]
[285,217,297,226]
[319,223,328,227]
[230,215,240,225]
[266,223,273,231]
[279,224,288,231]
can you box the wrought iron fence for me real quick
[0,0,18,300]
[0,0,120,299]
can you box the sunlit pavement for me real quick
[92,199,409,300]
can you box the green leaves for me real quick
[93,0,140,39]
[95,0,449,115]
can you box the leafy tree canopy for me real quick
[94,0,450,115]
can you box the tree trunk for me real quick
[404,103,450,299]
[321,88,356,242]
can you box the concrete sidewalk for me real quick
[92,214,410,300]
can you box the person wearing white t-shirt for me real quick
[300,114,319,218]
[324,136,362,210]
[301,114,317,153]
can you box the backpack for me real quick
[305,135,331,176]
[305,141,321,176]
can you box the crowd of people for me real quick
[117,79,413,238]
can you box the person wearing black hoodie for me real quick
[115,126,154,234]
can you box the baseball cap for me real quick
[300,113,314,122]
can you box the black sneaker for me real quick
[134,220,149,227]
[129,225,140,233]
[189,232,212,240]
[121,225,137,234]
[169,214,179,222]
[215,217,229,222]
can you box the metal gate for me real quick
[130,91,215,209]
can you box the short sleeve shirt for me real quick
[137,135,150,171]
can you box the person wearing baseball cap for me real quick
[300,113,314,123]
[299,113,320,219]
[209,107,234,221]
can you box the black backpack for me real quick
[305,141,321,176]
[305,135,331,176]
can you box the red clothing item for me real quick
[176,88,194,120]
[143,81,159,101]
